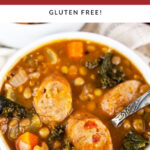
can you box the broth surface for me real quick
[0,39,150,150]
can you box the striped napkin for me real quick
[81,23,150,68]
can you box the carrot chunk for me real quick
[16,132,39,150]
[67,42,84,58]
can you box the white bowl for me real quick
[0,32,150,150]
[0,23,84,48]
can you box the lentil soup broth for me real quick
[0,39,150,150]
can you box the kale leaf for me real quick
[62,137,76,150]
[85,53,125,89]
[98,53,125,89]
[85,57,103,70]
[0,94,35,118]
[122,131,149,150]
[48,124,76,150]
[0,94,26,118]
[48,124,65,145]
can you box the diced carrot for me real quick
[67,42,84,58]
[16,132,39,150]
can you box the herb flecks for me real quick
[122,130,149,150]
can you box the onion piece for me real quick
[9,69,28,87]
[45,48,58,64]
[29,72,40,79]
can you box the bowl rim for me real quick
[0,31,150,150]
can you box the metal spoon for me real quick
[111,90,150,127]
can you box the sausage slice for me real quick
[66,112,113,150]
[100,80,141,116]
[33,74,72,125]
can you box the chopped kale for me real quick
[122,131,149,150]
[85,53,125,89]
[0,94,26,118]
[98,53,125,89]
[0,94,35,118]
[62,137,76,150]
[85,58,103,69]
[48,124,65,145]
[50,124,65,140]
[26,108,36,118]
[48,124,76,149]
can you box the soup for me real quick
[0,39,150,150]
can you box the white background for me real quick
[0,5,149,22]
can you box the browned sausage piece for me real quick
[100,80,141,116]
[66,112,113,150]
[33,74,72,126]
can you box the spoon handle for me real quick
[111,90,150,127]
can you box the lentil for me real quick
[74,77,85,86]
